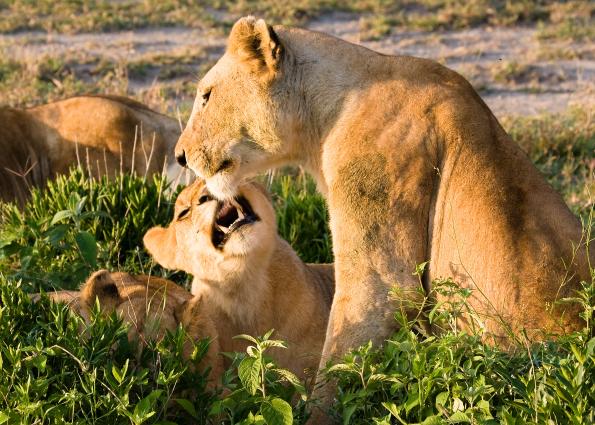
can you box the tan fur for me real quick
[144,180,334,385]
[37,270,223,387]
[175,17,592,422]
[0,95,183,205]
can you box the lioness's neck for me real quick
[275,27,386,189]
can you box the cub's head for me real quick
[40,270,223,387]
[46,270,197,344]
[143,179,277,282]
[175,16,300,199]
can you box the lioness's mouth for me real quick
[212,196,259,248]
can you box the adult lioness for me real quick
[37,270,223,387]
[0,95,183,205]
[174,17,592,421]
[143,179,335,384]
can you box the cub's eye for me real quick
[201,89,211,107]
[176,207,191,221]
[198,194,213,205]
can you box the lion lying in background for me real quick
[0,95,183,205]
[144,179,335,384]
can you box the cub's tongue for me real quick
[216,201,239,229]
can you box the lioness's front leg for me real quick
[309,150,433,423]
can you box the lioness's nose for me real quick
[176,150,187,167]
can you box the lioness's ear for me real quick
[227,16,282,79]
[81,270,120,307]
[143,226,178,270]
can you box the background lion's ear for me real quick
[143,226,178,270]
[227,16,282,79]
[81,270,120,307]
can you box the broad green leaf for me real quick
[421,416,443,425]
[51,210,74,225]
[382,402,400,418]
[75,231,97,266]
[261,397,292,425]
[47,224,69,246]
[132,389,163,425]
[449,411,471,423]
[435,391,449,407]
[238,356,262,395]
[404,391,420,415]
[175,399,198,419]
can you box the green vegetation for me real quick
[331,279,595,424]
[0,161,592,423]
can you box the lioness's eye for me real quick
[177,207,191,221]
[198,194,213,205]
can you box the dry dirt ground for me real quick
[1,12,593,119]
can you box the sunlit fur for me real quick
[176,17,593,422]
[144,180,335,385]
[1,95,182,205]
[35,270,223,388]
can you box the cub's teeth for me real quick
[217,224,229,233]
[232,199,244,218]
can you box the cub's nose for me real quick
[176,150,187,167]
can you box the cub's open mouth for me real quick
[212,196,259,248]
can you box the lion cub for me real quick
[144,180,335,382]
[38,270,223,384]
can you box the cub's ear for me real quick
[81,270,120,308]
[143,226,178,270]
[227,16,283,79]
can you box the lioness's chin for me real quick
[205,173,240,200]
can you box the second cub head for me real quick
[144,180,277,280]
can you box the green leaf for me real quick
[421,416,443,425]
[477,399,490,414]
[51,210,73,225]
[382,402,400,418]
[238,356,262,396]
[32,353,47,372]
[435,391,449,407]
[47,224,69,246]
[404,391,420,415]
[75,231,97,266]
[272,368,305,394]
[449,411,471,423]
[74,195,88,215]
[0,411,9,424]
[112,359,128,385]
[175,399,198,419]
[132,389,163,425]
[413,261,429,276]
[261,397,293,425]
[234,334,259,345]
